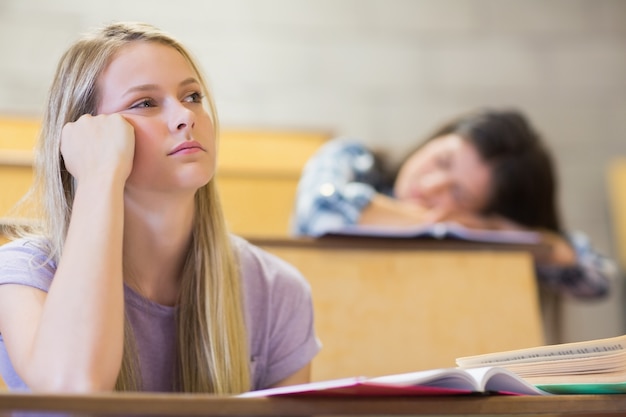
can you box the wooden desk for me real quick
[1,392,626,416]
[250,237,547,382]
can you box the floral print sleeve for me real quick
[536,231,618,300]
[291,138,381,237]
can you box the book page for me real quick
[238,367,550,397]
[465,367,548,395]
[457,334,626,368]
[502,351,626,376]
[367,368,479,391]
[240,367,548,398]
[238,377,365,398]
[238,374,474,397]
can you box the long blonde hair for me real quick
[28,22,250,393]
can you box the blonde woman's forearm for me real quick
[24,177,126,392]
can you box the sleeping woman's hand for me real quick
[437,210,577,266]
[432,209,522,230]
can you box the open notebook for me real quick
[239,366,548,397]
[242,334,626,397]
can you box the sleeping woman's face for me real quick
[393,134,493,216]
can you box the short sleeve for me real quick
[0,238,55,291]
[0,237,55,391]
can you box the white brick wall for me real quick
[1,0,625,342]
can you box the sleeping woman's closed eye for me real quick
[435,152,452,169]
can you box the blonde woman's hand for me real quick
[60,113,135,185]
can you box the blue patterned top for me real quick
[291,138,617,300]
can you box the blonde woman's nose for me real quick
[170,104,196,132]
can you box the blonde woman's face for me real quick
[394,134,492,215]
[97,41,216,195]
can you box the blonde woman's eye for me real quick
[130,99,155,109]
[184,92,204,103]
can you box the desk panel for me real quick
[252,238,545,382]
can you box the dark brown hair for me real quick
[390,108,562,232]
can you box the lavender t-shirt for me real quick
[0,235,321,392]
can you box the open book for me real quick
[457,334,626,394]
[239,366,548,398]
[319,222,541,245]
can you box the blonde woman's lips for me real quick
[168,140,206,155]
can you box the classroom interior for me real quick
[1,0,626,389]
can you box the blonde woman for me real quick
[0,22,320,393]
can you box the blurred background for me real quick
[0,0,625,343]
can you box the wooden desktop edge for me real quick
[0,392,625,416]
[247,235,550,256]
